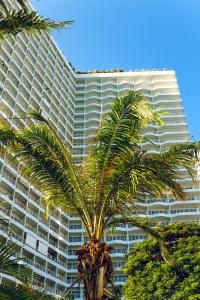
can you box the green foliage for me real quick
[123,223,200,300]
[0,284,56,299]
[0,291,11,300]
[76,68,170,74]
[0,0,73,39]
[0,240,56,299]
[0,241,33,284]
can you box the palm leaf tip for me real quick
[0,7,74,38]
[0,127,17,147]
[28,110,48,124]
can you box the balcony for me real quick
[106,236,127,242]
[59,245,67,253]
[69,237,82,243]
[48,253,57,263]
[27,208,38,218]
[110,248,127,255]
[50,225,59,235]
[12,214,24,225]
[23,257,34,266]
[34,262,46,272]
[46,268,56,278]
[2,172,16,186]
[49,239,57,247]
[57,259,67,268]
[56,273,65,282]
[38,231,48,241]
[0,205,10,216]
[25,223,37,233]
[14,198,27,210]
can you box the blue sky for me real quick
[32,0,200,139]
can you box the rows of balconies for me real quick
[73,121,187,134]
[0,94,74,148]
[75,84,179,96]
[137,197,200,207]
[74,100,181,115]
[73,116,186,131]
[0,63,73,120]
[73,129,189,144]
[0,176,80,240]
[6,31,76,93]
[132,208,200,217]
[72,135,189,150]
[76,90,180,102]
[3,178,198,246]
[74,106,184,121]
[75,100,182,113]
[0,43,75,119]
[76,77,176,87]
[73,111,185,124]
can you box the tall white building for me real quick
[0,1,200,298]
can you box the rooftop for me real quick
[75,68,170,74]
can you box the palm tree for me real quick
[0,0,73,40]
[0,91,198,299]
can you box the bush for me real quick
[123,223,200,300]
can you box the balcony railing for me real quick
[12,215,24,225]
[14,198,27,209]
[34,262,46,272]
[49,239,57,247]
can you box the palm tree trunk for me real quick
[76,240,114,300]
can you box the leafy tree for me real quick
[123,222,200,300]
[0,0,73,40]
[0,91,198,300]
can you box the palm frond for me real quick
[106,216,176,266]
[92,91,161,173]
[0,124,92,235]
[0,241,33,283]
[0,0,8,14]
[0,1,73,40]
[0,283,55,300]
[28,111,94,228]
[102,141,199,225]
[16,0,29,12]
[28,110,49,125]
[90,91,162,237]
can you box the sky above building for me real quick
[32,0,200,140]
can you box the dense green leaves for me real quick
[0,0,73,40]
[0,123,92,235]
[123,223,200,300]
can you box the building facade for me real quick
[0,0,200,298]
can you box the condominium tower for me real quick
[0,0,200,298]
